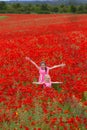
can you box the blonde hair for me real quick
[44,74,51,81]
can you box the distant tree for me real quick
[85,4,87,10]
[60,4,65,8]
[58,4,68,13]
[0,2,87,14]
[23,4,33,14]
[7,4,15,13]
[52,6,59,13]
[84,4,87,13]
[10,3,23,13]
[69,5,77,13]
[0,1,7,10]
[40,4,49,11]
[36,4,40,7]
[11,3,22,9]
[77,5,85,13]
[32,5,40,14]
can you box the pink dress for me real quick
[39,67,49,83]
[43,82,52,88]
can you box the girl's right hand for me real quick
[61,63,66,67]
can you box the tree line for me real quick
[0,1,87,14]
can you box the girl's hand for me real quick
[25,56,31,61]
[61,63,66,67]
[25,57,39,69]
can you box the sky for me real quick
[0,0,9,1]
[0,0,57,1]
[0,0,87,2]
[0,0,53,1]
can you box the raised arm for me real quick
[49,63,66,70]
[51,81,63,84]
[25,57,39,70]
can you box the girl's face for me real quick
[45,75,51,83]
[41,63,46,69]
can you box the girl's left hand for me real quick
[25,56,30,61]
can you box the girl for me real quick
[25,57,65,83]
[33,74,63,88]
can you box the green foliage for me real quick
[83,91,87,101]
[0,16,8,20]
[0,1,87,14]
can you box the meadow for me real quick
[0,14,87,130]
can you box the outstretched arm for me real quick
[25,57,39,70]
[33,82,43,85]
[49,63,66,70]
[51,82,63,84]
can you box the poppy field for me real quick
[0,14,87,130]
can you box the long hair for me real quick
[40,61,47,73]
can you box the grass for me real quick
[0,16,8,20]
[0,100,87,130]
